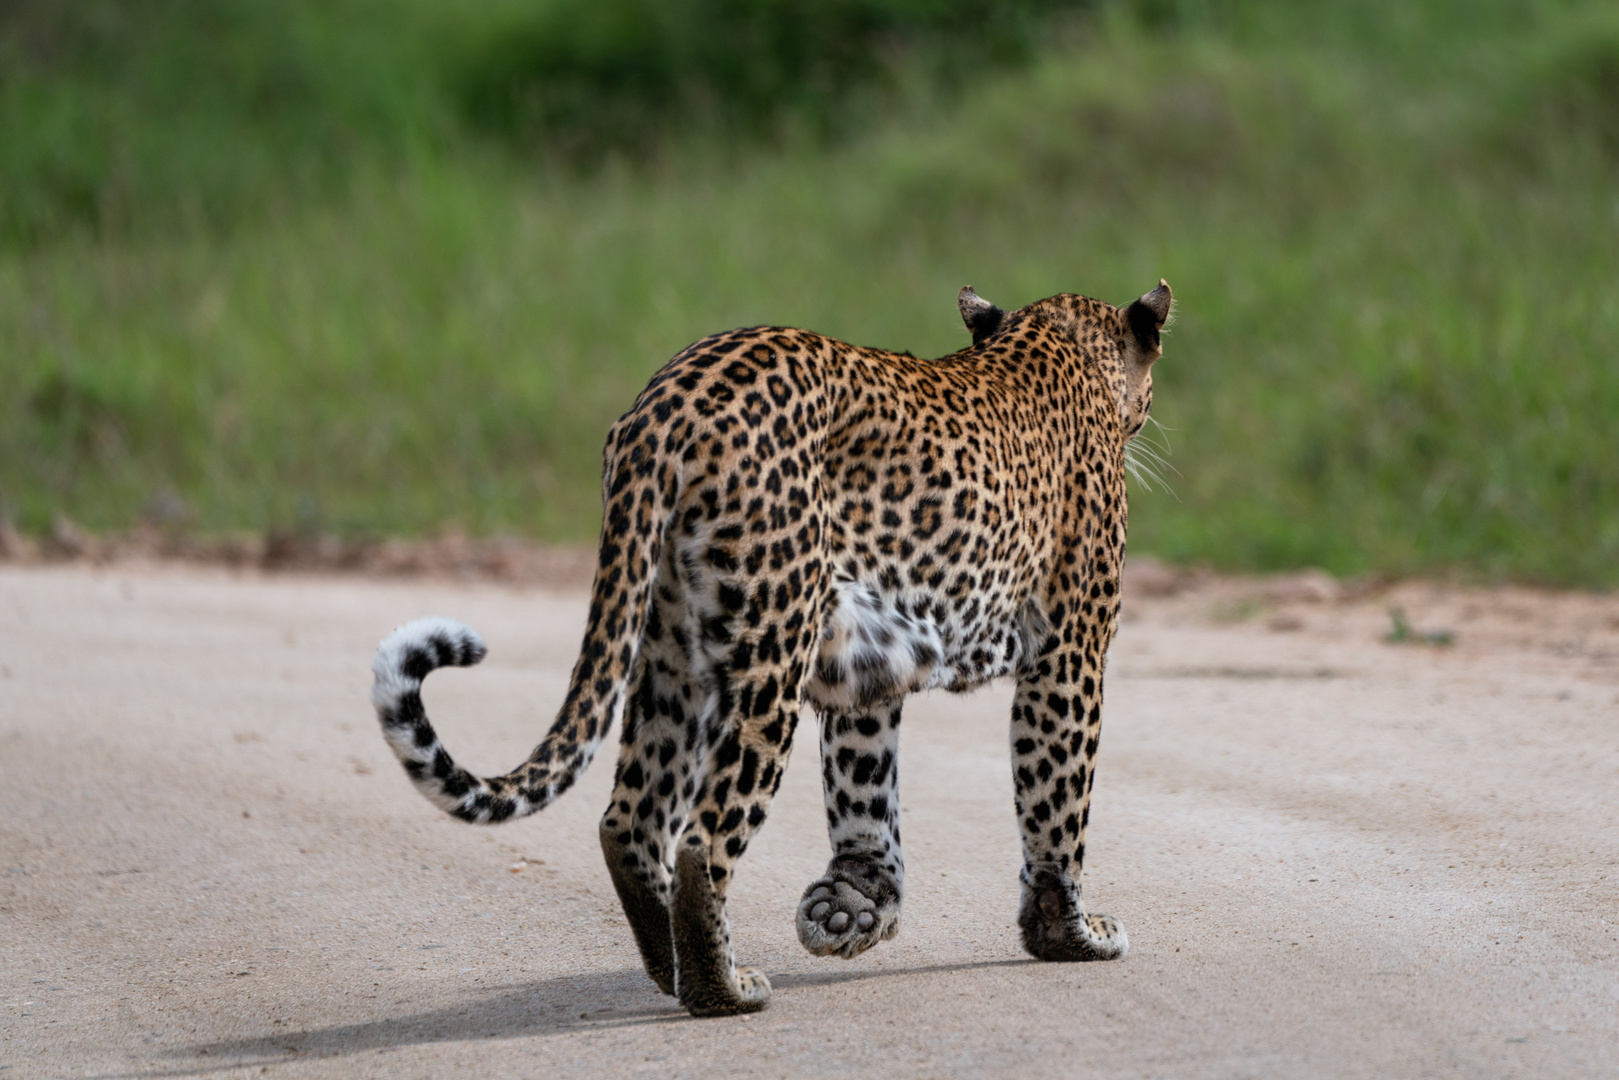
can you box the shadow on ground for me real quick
[98,960,1033,1078]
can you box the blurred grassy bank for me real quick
[2,0,1617,585]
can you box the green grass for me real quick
[3,1,1617,586]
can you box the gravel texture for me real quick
[2,562,1616,1078]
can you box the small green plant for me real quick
[1385,608,1455,647]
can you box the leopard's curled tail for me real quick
[370,417,677,824]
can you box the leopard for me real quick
[370,278,1173,1016]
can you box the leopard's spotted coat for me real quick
[371,280,1172,1016]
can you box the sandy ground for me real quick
[2,561,1617,1079]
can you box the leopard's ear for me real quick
[958,286,1005,346]
[1125,279,1172,355]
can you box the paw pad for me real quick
[1018,879,1128,962]
[795,858,901,959]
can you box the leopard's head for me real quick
[1119,279,1172,440]
[961,279,1172,449]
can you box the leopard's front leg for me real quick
[1010,577,1129,962]
[797,698,905,958]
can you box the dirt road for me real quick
[2,562,1616,1078]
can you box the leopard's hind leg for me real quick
[599,582,701,996]
[666,554,823,1015]
[797,698,905,958]
[671,682,805,1016]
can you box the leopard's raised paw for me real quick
[797,855,901,958]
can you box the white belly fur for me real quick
[804,579,1023,710]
